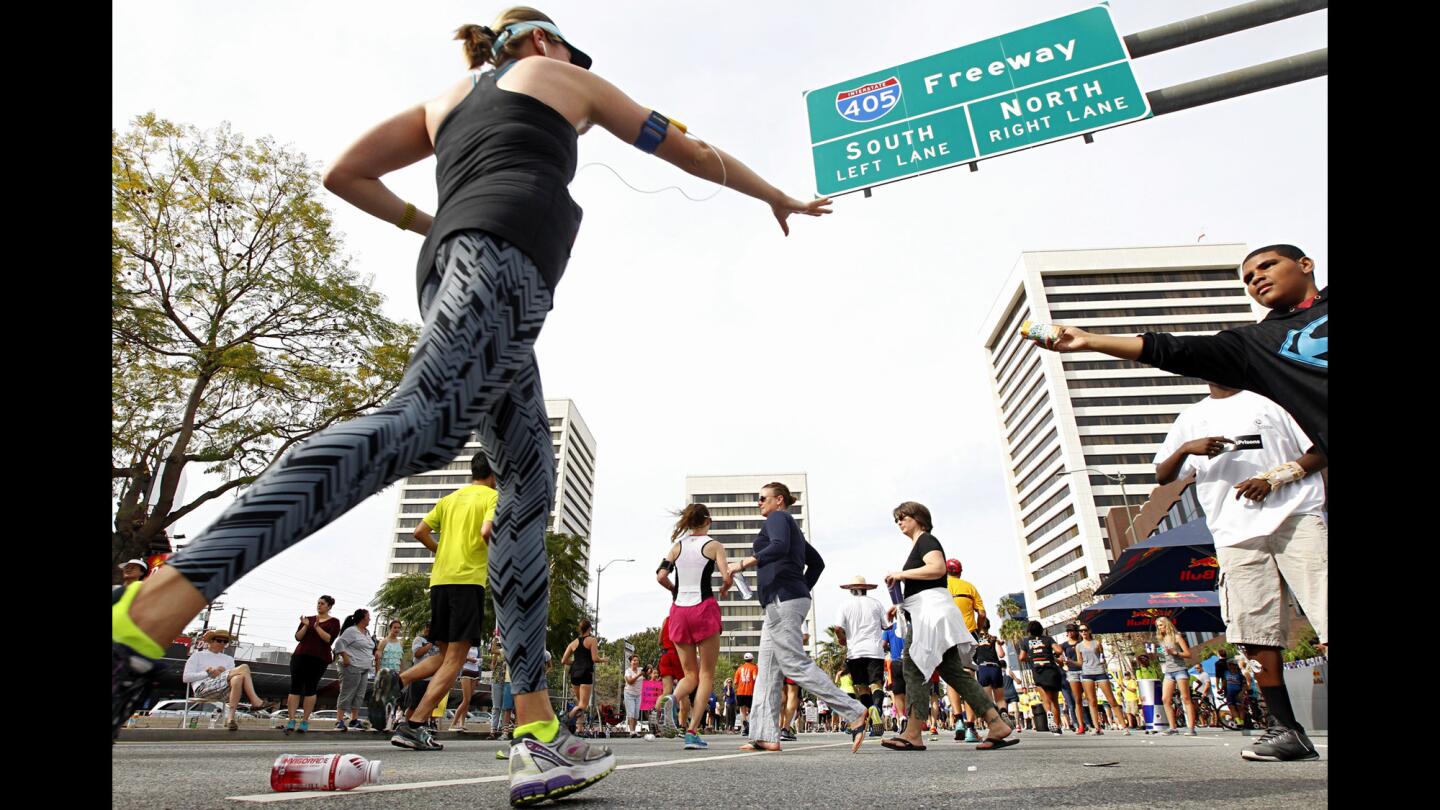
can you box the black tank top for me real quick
[973,636,1000,666]
[571,634,593,675]
[416,68,583,298]
[1026,636,1057,668]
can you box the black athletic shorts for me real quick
[570,668,594,686]
[888,659,906,694]
[846,657,885,688]
[977,664,1004,688]
[288,653,328,697]
[1034,664,1063,693]
[429,584,485,644]
[736,694,753,708]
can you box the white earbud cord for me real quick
[577,136,726,203]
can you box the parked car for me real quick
[309,710,339,722]
[443,709,492,724]
[147,700,225,717]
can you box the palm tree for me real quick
[815,626,846,677]
[545,532,592,656]
[997,596,1023,621]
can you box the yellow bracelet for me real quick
[396,202,417,231]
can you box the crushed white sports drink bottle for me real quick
[270,754,382,792]
[1018,320,1062,346]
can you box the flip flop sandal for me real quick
[976,736,1021,750]
[850,724,867,753]
[880,737,927,751]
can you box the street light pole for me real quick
[592,557,633,733]
[1057,467,1140,546]
[593,558,635,638]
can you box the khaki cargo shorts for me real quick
[1216,513,1327,647]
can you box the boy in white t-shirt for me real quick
[1154,383,1326,762]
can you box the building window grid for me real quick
[1085,452,1166,466]
[1028,526,1079,563]
[992,330,1036,394]
[1012,428,1060,477]
[1019,474,1065,511]
[1008,409,1055,459]
[1080,432,1170,446]
[989,306,1032,374]
[997,354,1043,410]
[989,299,1029,360]
[1092,472,1157,487]
[1022,484,1070,527]
[1002,366,1048,417]
[1033,547,1084,581]
[1014,448,1063,494]
[1083,320,1248,336]
[404,474,471,486]
[1051,303,1254,319]
[1042,269,1239,287]
[1006,398,1050,445]
[1062,358,1153,372]
[1066,375,1207,390]
[1025,506,1075,545]
[1073,393,1207,408]
[1075,413,1184,427]
[1047,287,1248,304]
[1035,568,1088,600]
[990,320,1038,392]
[996,352,1041,406]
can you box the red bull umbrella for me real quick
[1077,590,1224,634]
[1094,520,1219,596]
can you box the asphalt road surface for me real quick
[112,728,1327,808]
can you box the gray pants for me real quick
[902,629,995,725]
[750,597,864,743]
[337,666,370,712]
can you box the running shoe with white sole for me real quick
[112,641,164,741]
[1241,725,1318,762]
[391,723,444,751]
[683,731,708,750]
[508,725,615,807]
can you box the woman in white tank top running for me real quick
[656,504,733,750]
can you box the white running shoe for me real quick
[508,725,616,807]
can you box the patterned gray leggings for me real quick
[167,231,557,693]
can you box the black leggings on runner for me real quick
[165,231,557,693]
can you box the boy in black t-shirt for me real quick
[1026,244,1328,457]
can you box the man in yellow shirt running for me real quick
[382,452,498,752]
[944,558,986,742]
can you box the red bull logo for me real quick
[1124,608,1172,629]
[1179,556,1218,582]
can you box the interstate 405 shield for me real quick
[804,5,1150,196]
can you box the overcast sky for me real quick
[113,1,1327,651]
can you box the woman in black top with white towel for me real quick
[881,501,1016,752]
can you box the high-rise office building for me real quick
[978,244,1259,634]
[684,473,815,659]
[386,399,597,578]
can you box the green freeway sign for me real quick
[805,5,1151,196]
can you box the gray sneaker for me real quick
[391,723,444,751]
[1186,727,1198,736]
[509,724,615,806]
[1242,726,1318,762]
[1161,727,1178,735]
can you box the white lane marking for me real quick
[228,742,854,802]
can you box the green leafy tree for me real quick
[111,113,419,576]
[546,532,592,656]
[815,626,846,677]
[996,595,1023,621]
[370,573,431,666]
